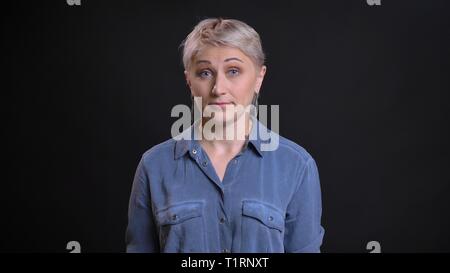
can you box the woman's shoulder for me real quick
[255,121,314,164]
[141,138,177,163]
[274,134,315,164]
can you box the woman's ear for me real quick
[184,70,191,88]
[255,65,267,94]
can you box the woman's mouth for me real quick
[209,102,232,105]
[208,102,234,109]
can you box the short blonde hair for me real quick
[181,18,265,69]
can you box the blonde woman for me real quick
[126,18,324,253]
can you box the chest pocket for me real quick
[240,200,285,252]
[242,200,284,232]
[155,201,206,252]
[156,202,202,225]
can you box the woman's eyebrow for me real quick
[196,60,211,65]
[224,57,244,63]
[196,58,243,64]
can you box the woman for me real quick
[126,18,324,253]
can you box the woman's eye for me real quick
[198,70,212,78]
[228,68,240,76]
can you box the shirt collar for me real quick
[174,116,266,160]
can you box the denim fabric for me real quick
[126,121,324,253]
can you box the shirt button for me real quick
[192,149,197,155]
[219,217,226,224]
[268,216,273,221]
[222,249,230,253]
[172,214,178,220]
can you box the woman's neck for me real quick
[198,115,252,156]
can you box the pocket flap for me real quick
[242,200,284,231]
[156,201,203,225]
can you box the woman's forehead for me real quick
[193,45,251,64]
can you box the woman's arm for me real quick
[284,158,325,253]
[125,157,160,252]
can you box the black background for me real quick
[2,0,450,252]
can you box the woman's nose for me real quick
[211,74,227,96]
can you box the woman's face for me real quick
[185,45,266,125]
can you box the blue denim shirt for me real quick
[125,121,324,253]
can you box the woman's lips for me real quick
[209,102,232,105]
[208,102,234,109]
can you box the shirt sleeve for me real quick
[125,157,160,252]
[284,158,325,253]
